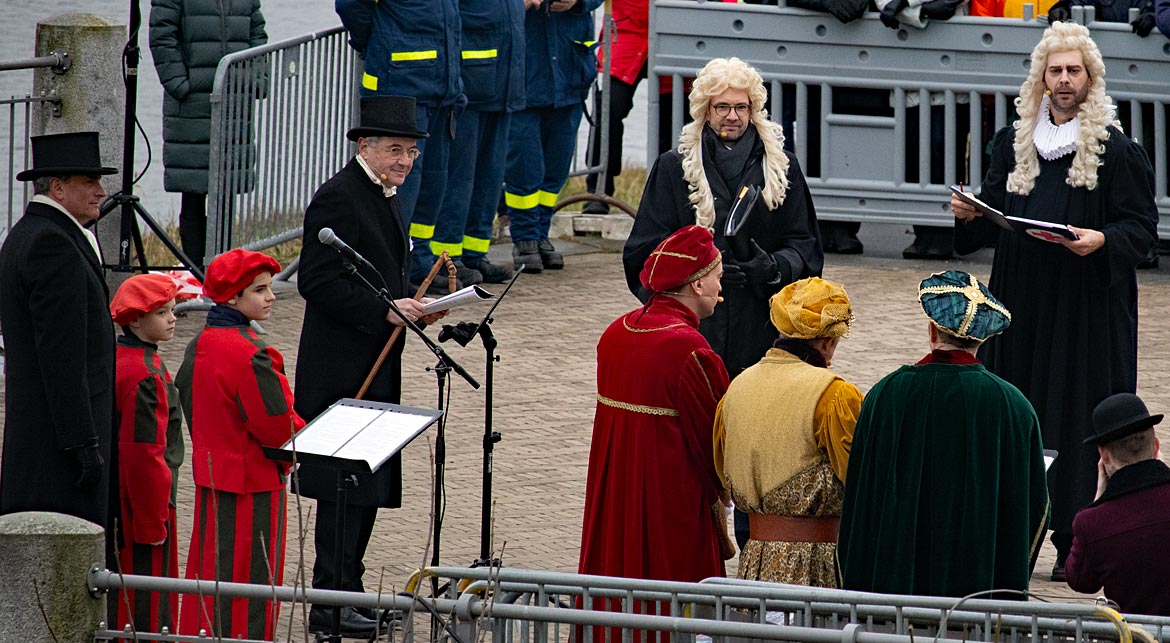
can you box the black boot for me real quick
[513,240,543,273]
[463,255,513,284]
[538,238,565,270]
[308,606,377,637]
[451,257,484,285]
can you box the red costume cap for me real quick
[203,248,282,304]
[110,273,180,325]
[639,225,721,293]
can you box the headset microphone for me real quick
[717,296,725,303]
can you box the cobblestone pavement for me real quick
[2,237,1169,636]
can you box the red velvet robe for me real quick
[174,309,305,639]
[114,337,183,632]
[579,296,730,585]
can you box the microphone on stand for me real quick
[318,227,373,268]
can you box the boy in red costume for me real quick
[175,249,305,639]
[111,273,183,632]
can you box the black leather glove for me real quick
[1131,13,1155,37]
[879,0,908,29]
[920,0,963,19]
[73,445,104,488]
[1046,3,1070,22]
[739,241,780,285]
[825,0,868,23]
[721,261,748,289]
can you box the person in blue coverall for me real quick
[431,0,527,284]
[336,0,468,290]
[505,0,603,273]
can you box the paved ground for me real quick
[3,222,1170,637]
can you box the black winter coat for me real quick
[624,137,823,378]
[149,0,266,194]
[294,160,412,507]
[0,202,117,532]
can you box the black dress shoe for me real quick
[902,241,953,260]
[827,235,864,255]
[538,238,565,269]
[581,199,610,214]
[308,606,377,637]
[1051,561,1067,583]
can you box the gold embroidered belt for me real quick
[748,513,840,543]
[596,394,679,417]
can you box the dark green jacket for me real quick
[149,0,266,193]
[838,356,1050,598]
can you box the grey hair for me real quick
[32,176,53,195]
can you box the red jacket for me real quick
[598,0,672,92]
[115,338,183,545]
[176,314,305,495]
[1066,460,1170,616]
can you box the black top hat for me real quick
[16,131,118,181]
[346,95,429,142]
[1084,393,1163,445]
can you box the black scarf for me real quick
[118,330,158,350]
[207,304,250,328]
[1092,459,1170,506]
[701,122,760,201]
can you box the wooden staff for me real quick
[355,251,452,400]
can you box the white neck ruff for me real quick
[1033,94,1079,161]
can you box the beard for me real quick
[1048,82,1090,120]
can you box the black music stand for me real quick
[264,399,442,643]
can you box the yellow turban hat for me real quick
[769,277,853,339]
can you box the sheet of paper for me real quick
[421,285,496,314]
[285,405,382,456]
[332,411,435,469]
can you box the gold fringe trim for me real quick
[597,394,680,417]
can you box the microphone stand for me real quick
[437,267,524,567]
[336,256,478,606]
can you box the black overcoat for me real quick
[0,201,116,528]
[294,159,411,507]
[623,140,823,377]
[955,126,1158,533]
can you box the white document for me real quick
[421,285,495,314]
[333,411,437,470]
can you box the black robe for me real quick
[294,159,411,507]
[0,201,118,547]
[623,129,823,377]
[954,126,1158,534]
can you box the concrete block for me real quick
[600,215,633,241]
[0,512,105,642]
[549,212,576,240]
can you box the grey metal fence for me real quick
[2,94,60,242]
[90,566,1170,643]
[207,26,359,257]
[647,3,1170,235]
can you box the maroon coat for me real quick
[1065,459,1170,616]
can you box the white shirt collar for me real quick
[30,194,102,260]
[355,154,398,198]
[1032,94,1080,161]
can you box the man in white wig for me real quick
[951,21,1158,583]
[623,57,823,381]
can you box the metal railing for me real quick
[90,566,1170,643]
[2,93,62,242]
[647,3,1170,235]
[207,26,359,257]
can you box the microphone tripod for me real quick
[437,266,524,567]
[98,0,204,280]
[331,250,478,605]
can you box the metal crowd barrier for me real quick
[207,26,359,257]
[648,2,1170,235]
[89,566,1170,643]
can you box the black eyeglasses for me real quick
[711,103,751,117]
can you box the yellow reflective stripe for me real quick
[505,191,540,210]
[461,49,498,60]
[430,240,462,257]
[362,72,378,91]
[537,190,559,208]
[409,223,435,239]
[462,235,491,254]
[391,50,438,62]
[576,40,597,47]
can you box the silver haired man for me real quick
[950,21,1158,582]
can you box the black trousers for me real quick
[179,192,207,269]
[312,500,378,593]
[586,65,683,197]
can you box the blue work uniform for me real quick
[505,0,601,244]
[432,0,527,263]
[336,0,462,282]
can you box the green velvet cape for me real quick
[838,359,1050,598]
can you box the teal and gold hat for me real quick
[918,270,1010,341]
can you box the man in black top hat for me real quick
[0,131,119,552]
[1065,393,1170,616]
[294,95,447,634]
